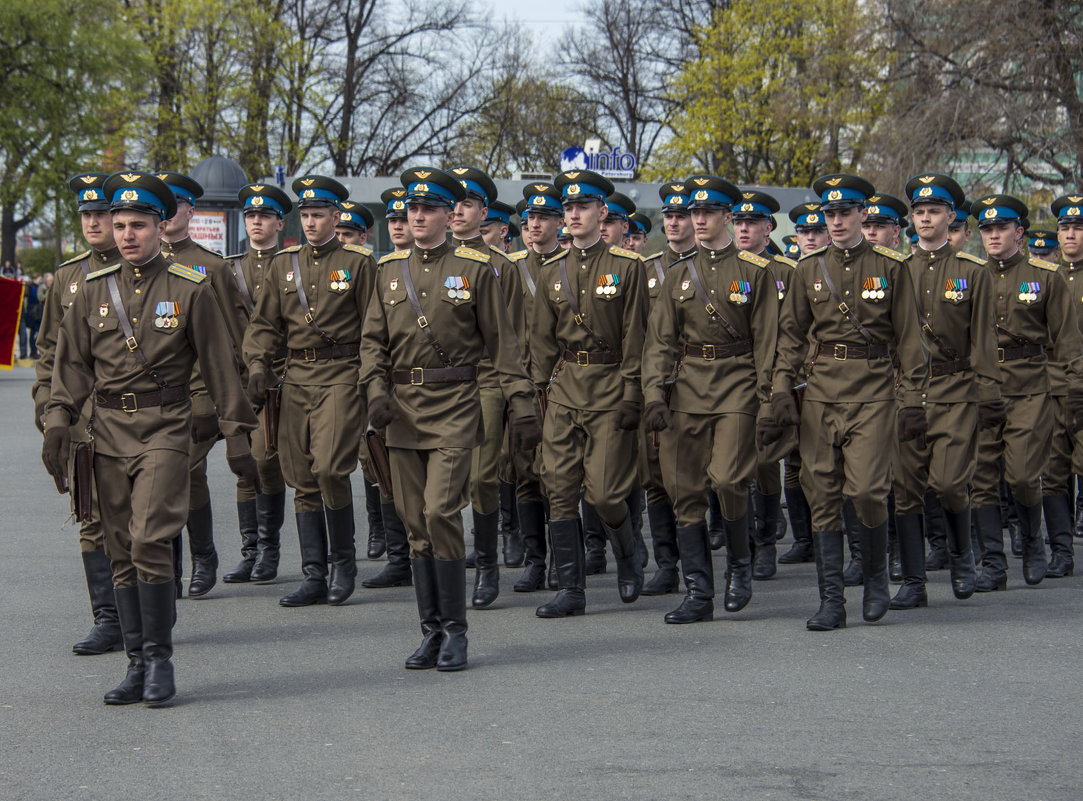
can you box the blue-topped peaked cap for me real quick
[155,171,203,206]
[400,167,464,208]
[557,226,572,240]
[1052,193,1083,223]
[381,187,408,219]
[483,200,515,226]
[522,182,563,216]
[789,202,826,230]
[733,189,780,220]
[658,181,691,213]
[951,199,971,227]
[508,220,520,240]
[629,212,651,235]
[337,200,374,231]
[812,173,874,211]
[68,172,111,212]
[904,173,964,209]
[292,175,348,208]
[864,193,908,225]
[515,199,529,224]
[554,169,614,205]
[103,171,177,220]
[605,192,636,220]
[971,194,1028,227]
[906,224,919,245]
[1027,229,1058,252]
[685,175,740,210]
[448,167,497,206]
[239,183,292,218]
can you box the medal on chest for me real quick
[69,281,79,294]
[329,269,351,290]
[1019,281,1040,302]
[99,303,109,317]
[729,280,750,304]
[155,301,180,328]
[776,280,786,300]
[862,276,887,300]
[597,273,620,295]
[648,276,657,289]
[945,278,967,300]
[445,275,470,300]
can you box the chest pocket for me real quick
[62,294,77,311]
[383,287,407,308]
[439,291,475,308]
[281,279,297,295]
[807,284,832,305]
[647,277,663,300]
[547,284,568,305]
[593,278,624,302]
[87,315,119,334]
[858,280,892,304]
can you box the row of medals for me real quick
[729,291,749,303]
[946,290,966,300]
[449,287,471,300]
[155,316,179,328]
[861,289,886,300]
[330,279,351,290]
[596,284,617,295]
[1019,290,1039,301]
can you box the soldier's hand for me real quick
[191,413,220,443]
[42,425,70,494]
[614,400,642,431]
[756,416,785,449]
[1067,390,1083,432]
[770,392,800,426]
[227,451,262,495]
[510,413,542,452]
[368,395,398,428]
[34,399,47,433]
[247,370,268,406]
[897,406,927,442]
[978,398,1007,431]
[643,401,671,432]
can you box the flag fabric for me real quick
[0,277,26,369]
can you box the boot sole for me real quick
[104,696,143,705]
[222,576,253,583]
[535,608,585,618]
[436,662,467,672]
[806,621,846,631]
[279,597,328,607]
[186,584,215,598]
[144,693,176,708]
[471,597,498,609]
[664,613,714,624]
[361,579,412,588]
[73,641,123,656]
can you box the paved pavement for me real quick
[2,365,1082,800]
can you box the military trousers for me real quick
[95,449,190,586]
[1042,394,1083,496]
[187,436,217,510]
[637,425,669,507]
[799,399,893,530]
[659,411,755,527]
[972,393,1052,508]
[542,401,637,527]
[893,401,978,514]
[238,415,286,501]
[504,422,544,503]
[469,386,506,514]
[279,382,362,513]
[784,452,801,488]
[389,446,471,560]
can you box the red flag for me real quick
[0,277,25,368]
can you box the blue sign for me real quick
[275,165,285,187]
[560,144,636,179]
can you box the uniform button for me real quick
[135,289,141,294]
[421,292,426,297]
[845,290,849,295]
[132,317,137,322]
[98,323,104,328]
[424,268,430,272]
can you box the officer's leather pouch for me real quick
[264,386,282,452]
[72,440,94,523]
[365,429,393,495]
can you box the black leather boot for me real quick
[362,502,412,587]
[138,579,176,707]
[434,557,468,671]
[171,535,183,598]
[842,500,863,586]
[279,511,329,606]
[859,520,890,622]
[889,512,928,610]
[627,488,649,568]
[536,518,586,617]
[104,586,144,705]
[405,558,441,669]
[604,515,644,603]
[708,492,725,550]
[887,520,902,582]
[665,523,714,624]
[364,480,386,559]
[1016,499,1047,585]
[1002,481,1023,557]
[513,500,547,592]
[723,513,752,612]
[185,503,218,598]
[471,508,500,608]
[500,481,524,567]
[642,503,680,595]
[806,531,846,630]
[923,491,949,570]
[1074,476,1083,538]
[779,485,814,563]
[73,549,122,655]
[582,501,607,574]
[1042,494,1075,578]
[751,491,779,580]
[546,519,558,589]
[223,500,259,583]
[974,504,1007,591]
[325,504,357,605]
[251,490,284,582]
[944,506,976,599]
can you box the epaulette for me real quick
[86,264,121,281]
[669,251,696,267]
[378,249,411,264]
[59,250,91,268]
[798,246,828,261]
[343,243,373,256]
[276,244,303,255]
[507,249,529,261]
[168,263,208,283]
[738,250,770,268]
[773,255,797,268]
[956,251,986,265]
[644,251,664,261]
[455,246,490,263]
[193,241,224,258]
[1032,257,1058,272]
[873,244,907,262]
[542,249,570,266]
[225,253,245,261]
[609,245,641,261]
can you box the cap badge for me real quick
[532,196,546,205]
[740,202,753,212]
[825,178,842,187]
[156,174,169,181]
[300,179,315,186]
[414,170,431,179]
[251,196,264,206]
[83,189,99,200]
[567,184,581,195]
[692,178,708,186]
[1068,207,1081,216]
[1066,196,1083,203]
[918,175,936,184]
[828,190,842,201]
[121,190,138,201]
[919,187,933,197]
[986,208,998,219]
[415,183,429,193]
[694,190,708,200]
[251,185,263,192]
[340,212,351,221]
[564,172,580,179]
[81,176,97,184]
[121,173,139,183]
[805,214,818,224]
[868,205,880,215]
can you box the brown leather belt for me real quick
[287,342,359,362]
[392,366,478,385]
[273,346,288,361]
[997,344,1044,362]
[682,340,753,360]
[815,341,890,361]
[930,357,971,377]
[562,348,620,366]
[96,384,190,413]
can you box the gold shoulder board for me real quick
[506,249,529,261]
[377,249,411,264]
[873,244,906,262]
[195,242,224,258]
[798,246,828,261]
[1032,257,1059,272]
[168,263,208,283]
[455,246,491,263]
[343,243,373,256]
[774,255,797,267]
[738,250,770,267]
[86,264,121,281]
[225,253,245,261]
[59,250,91,269]
[276,244,304,255]
[956,251,986,264]
[542,250,570,266]
[609,245,641,260]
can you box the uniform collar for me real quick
[829,236,869,260]
[535,244,561,260]
[668,244,696,259]
[309,236,342,258]
[416,240,450,261]
[453,234,485,250]
[161,235,191,254]
[125,252,168,276]
[703,241,735,261]
[994,249,1024,269]
[573,237,606,258]
[93,245,120,263]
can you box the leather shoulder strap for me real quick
[292,253,336,345]
[557,257,613,353]
[105,273,167,389]
[684,257,743,341]
[232,257,254,314]
[401,258,453,367]
[817,255,874,344]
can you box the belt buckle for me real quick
[834,344,847,360]
[576,351,589,366]
[303,348,317,362]
[997,348,1005,362]
[702,344,716,361]
[120,393,138,413]
[410,367,425,386]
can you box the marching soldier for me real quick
[481,200,515,249]
[334,200,374,249]
[42,172,259,705]
[642,175,778,623]
[1028,229,1059,261]
[531,169,648,617]
[360,167,539,671]
[382,187,414,250]
[626,212,651,253]
[862,193,908,251]
[220,183,292,585]
[244,175,376,607]
[947,201,972,252]
[34,173,123,655]
[765,174,929,631]
[790,202,830,255]
[1053,196,1083,539]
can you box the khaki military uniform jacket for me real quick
[229,245,286,374]
[360,242,534,450]
[1049,254,1083,396]
[507,244,560,369]
[43,253,257,457]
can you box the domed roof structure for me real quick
[190,155,248,205]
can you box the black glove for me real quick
[191,413,220,443]
[643,401,671,432]
[771,391,800,426]
[756,416,786,450]
[614,400,642,431]
[897,406,928,442]
[368,395,398,428]
[227,451,262,495]
[34,399,46,434]
[510,413,542,452]
[1068,390,1083,432]
[42,425,71,494]
[978,398,1007,431]
[247,370,269,406]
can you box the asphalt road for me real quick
[2,366,1081,801]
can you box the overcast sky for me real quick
[486,0,585,45]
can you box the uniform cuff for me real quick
[509,394,535,422]
[225,434,251,458]
[43,409,72,433]
[622,380,643,405]
[643,385,667,406]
